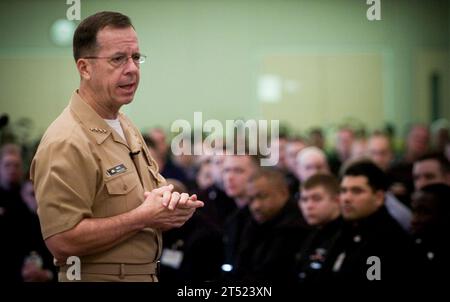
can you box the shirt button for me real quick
[123,184,128,191]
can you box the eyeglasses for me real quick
[83,53,147,67]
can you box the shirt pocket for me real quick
[103,171,139,216]
[105,170,138,195]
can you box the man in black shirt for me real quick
[329,160,421,282]
[0,144,53,282]
[233,168,307,281]
[296,174,343,284]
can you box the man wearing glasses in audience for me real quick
[31,11,203,282]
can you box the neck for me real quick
[318,212,340,229]
[328,211,340,224]
[78,85,119,119]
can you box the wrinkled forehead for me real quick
[96,26,139,53]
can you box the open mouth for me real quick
[119,83,136,93]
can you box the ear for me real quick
[374,190,384,207]
[76,59,92,80]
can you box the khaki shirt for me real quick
[31,91,165,268]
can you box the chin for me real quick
[306,218,317,225]
[343,214,357,221]
[254,216,265,224]
[224,188,236,197]
[119,96,135,105]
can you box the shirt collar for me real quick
[69,90,116,145]
[118,112,143,154]
[69,90,143,152]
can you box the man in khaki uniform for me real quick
[30,11,203,282]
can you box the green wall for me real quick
[0,0,448,140]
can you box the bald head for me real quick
[295,146,330,182]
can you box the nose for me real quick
[340,191,351,204]
[415,178,425,190]
[123,57,140,73]
[251,199,261,211]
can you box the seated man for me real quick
[366,132,413,231]
[233,168,307,281]
[329,160,421,282]
[295,174,343,284]
[221,154,259,276]
[411,183,450,279]
[159,179,224,282]
[0,144,53,282]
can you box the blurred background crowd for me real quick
[1,118,449,282]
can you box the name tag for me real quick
[107,164,127,176]
[161,249,184,269]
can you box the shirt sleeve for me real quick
[31,138,99,239]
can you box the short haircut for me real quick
[301,173,340,196]
[0,144,21,162]
[341,159,388,192]
[73,11,134,61]
[415,152,450,174]
[248,167,288,193]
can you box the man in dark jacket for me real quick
[329,160,422,282]
[233,168,307,281]
[411,183,450,280]
[221,155,259,276]
[295,173,343,284]
[0,144,53,282]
